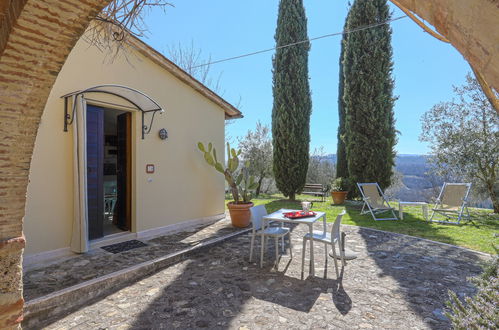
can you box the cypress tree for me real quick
[272,0,312,200]
[343,0,397,193]
[336,16,350,180]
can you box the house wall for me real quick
[24,36,226,255]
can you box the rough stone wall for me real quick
[0,1,110,327]
[395,0,499,92]
[0,0,497,328]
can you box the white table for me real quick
[263,209,326,277]
[398,201,429,221]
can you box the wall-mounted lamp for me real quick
[159,128,168,140]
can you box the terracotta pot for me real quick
[227,202,254,228]
[331,191,348,205]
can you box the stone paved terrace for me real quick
[23,215,244,301]
[25,218,490,329]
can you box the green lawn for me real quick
[227,194,499,254]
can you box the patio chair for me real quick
[357,182,398,221]
[429,183,472,224]
[301,210,346,278]
[248,205,292,267]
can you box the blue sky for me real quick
[141,0,471,155]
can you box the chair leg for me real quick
[280,223,285,252]
[289,234,293,259]
[324,243,328,278]
[339,241,346,267]
[249,233,255,262]
[331,244,340,278]
[275,237,279,265]
[466,207,471,221]
[260,235,265,268]
[301,238,307,278]
[429,209,436,222]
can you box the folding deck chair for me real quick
[357,182,398,221]
[429,183,472,224]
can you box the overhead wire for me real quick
[190,15,408,69]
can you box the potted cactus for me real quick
[198,142,258,227]
[331,177,349,205]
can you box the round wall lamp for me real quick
[159,128,168,140]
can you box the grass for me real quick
[226,193,499,254]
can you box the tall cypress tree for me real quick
[343,0,397,192]
[336,16,350,180]
[272,0,312,200]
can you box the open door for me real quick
[86,105,104,240]
[115,112,132,231]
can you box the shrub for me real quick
[445,256,499,329]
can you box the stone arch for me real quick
[0,0,497,327]
[0,1,111,327]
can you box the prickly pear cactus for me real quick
[198,142,258,203]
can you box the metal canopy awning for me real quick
[62,84,165,139]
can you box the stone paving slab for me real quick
[37,222,489,330]
[23,216,243,301]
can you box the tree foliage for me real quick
[272,0,312,200]
[336,14,350,180]
[238,122,273,196]
[420,73,499,213]
[342,0,397,195]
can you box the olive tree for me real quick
[420,73,499,213]
[306,147,335,186]
[238,121,273,196]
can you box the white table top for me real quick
[263,209,326,224]
[399,201,428,205]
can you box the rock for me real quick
[391,266,405,270]
[237,283,251,292]
[432,309,449,321]
[377,252,388,259]
[359,322,373,328]
[423,317,438,324]
[146,288,160,296]
[189,281,198,286]
[195,320,210,328]
[173,300,188,308]
[365,312,376,319]
[81,273,97,280]
[266,279,276,286]
[73,260,90,267]
[279,316,287,323]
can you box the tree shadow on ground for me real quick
[130,227,351,329]
[344,204,487,329]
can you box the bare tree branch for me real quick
[86,0,173,59]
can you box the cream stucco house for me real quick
[23,29,241,264]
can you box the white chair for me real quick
[301,210,346,278]
[249,205,292,268]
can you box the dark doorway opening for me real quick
[87,105,132,240]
